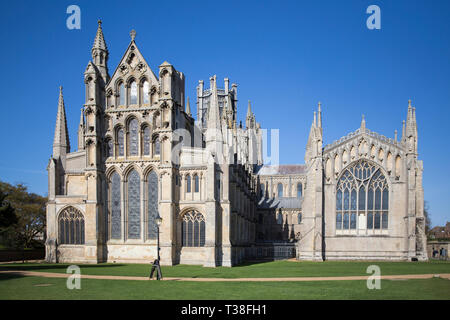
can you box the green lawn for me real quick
[1,260,449,279]
[0,274,449,300]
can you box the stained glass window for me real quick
[110,172,121,239]
[143,126,150,155]
[127,170,141,239]
[58,207,85,244]
[129,119,138,156]
[182,211,205,247]
[147,171,158,239]
[130,81,137,105]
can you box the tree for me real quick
[0,181,47,249]
[424,201,431,235]
[0,189,18,229]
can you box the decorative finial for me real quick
[318,101,321,109]
[59,86,63,93]
[98,20,102,26]
[130,29,136,41]
[408,99,412,107]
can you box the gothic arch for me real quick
[57,206,85,245]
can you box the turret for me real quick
[91,20,109,83]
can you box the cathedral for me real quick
[45,21,428,266]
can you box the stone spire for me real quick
[246,100,255,129]
[186,97,191,116]
[91,20,109,82]
[360,114,366,131]
[406,99,417,139]
[53,86,70,158]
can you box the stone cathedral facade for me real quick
[45,22,428,266]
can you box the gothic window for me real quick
[154,137,160,156]
[117,128,124,156]
[130,80,137,105]
[277,183,283,198]
[58,207,85,245]
[297,213,302,224]
[260,183,265,198]
[336,160,389,231]
[186,175,191,193]
[182,211,205,247]
[119,82,125,106]
[147,170,158,239]
[297,183,303,198]
[194,174,199,193]
[142,80,150,104]
[128,118,139,156]
[110,172,121,239]
[127,170,141,239]
[143,126,150,156]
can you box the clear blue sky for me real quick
[0,0,449,226]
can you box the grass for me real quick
[1,260,450,279]
[0,274,449,300]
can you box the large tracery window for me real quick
[336,160,389,231]
[182,211,205,247]
[147,171,158,239]
[127,170,141,239]
[58,207,85,244]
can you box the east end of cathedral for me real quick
[45,21,428,267]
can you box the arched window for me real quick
[297,213,302,224]
[128,118,139,156]
[194,174,199,193]
[143,126,150,156]
[142,80,150,104]
[186,175,191,193]
[182,211,205,247]
[336,160,389,231]
[277,183,283,198]
[127,170,141,239]
[154,137,160,156]
[119,82,125,106]
[130,80,137,105]
[260,183,265,198]
[147,171,158,239]
[297,183,302,198]
[277,213,283,224]
[117,128,124,156]
[58,207,85,244]
[110,172,121,239]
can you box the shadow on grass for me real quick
[0,272,26,282]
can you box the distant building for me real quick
[45,21,428,266]
[429,222,450,240]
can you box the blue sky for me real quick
[0,0,449,226]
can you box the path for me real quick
[1,270,450,282]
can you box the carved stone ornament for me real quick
[119,64,129,75]
[137,62,147,73]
